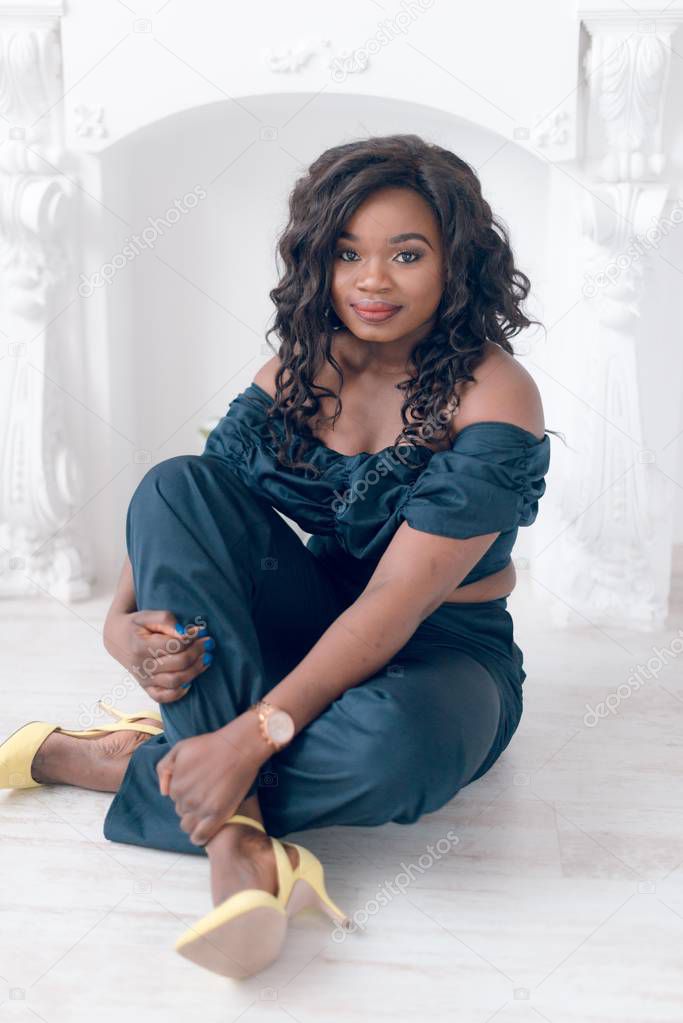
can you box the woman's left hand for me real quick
[156,711,270,846]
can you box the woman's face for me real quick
[330,186,445,349]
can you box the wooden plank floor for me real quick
[1,573,682,1022]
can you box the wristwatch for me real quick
[250,699,295,752]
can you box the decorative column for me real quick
[553,12,681,629]
[0,1,92,601]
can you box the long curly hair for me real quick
[262,133,551,475]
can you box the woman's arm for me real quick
[155,522,500,846]
[261,347,544,733]
[103,556,212,701]
[108,555,137,615]
[262,523,500,733]
[102,556,137,657]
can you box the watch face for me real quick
[267,709,295,744]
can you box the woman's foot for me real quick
[31,719,161,792]
[206,821,299,907]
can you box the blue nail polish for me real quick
[203,637,215,651]
[175,623,186,635]
[197,627,208,637]
[181,682,192,689]
[202,652,213,666]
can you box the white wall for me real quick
[81,92,552,588]
[5,0,680,606]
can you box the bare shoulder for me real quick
[252,355,280,399]
[252,337,348,400]
[451,341,545,441]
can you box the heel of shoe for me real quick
[290,845,352,930]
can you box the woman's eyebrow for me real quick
[338,230,434,250]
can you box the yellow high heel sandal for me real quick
[0,701,163,790]
[285,842,353,932]
[174,814,352,979]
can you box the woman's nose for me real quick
[354,256,393,290]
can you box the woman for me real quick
[1,134,558,979]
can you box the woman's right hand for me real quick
[103,609,214,704]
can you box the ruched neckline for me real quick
[247,381,548,460]
[201,380,553,582]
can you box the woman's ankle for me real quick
[31,731,67,784]
[206,820,269,858]
[32,731,127,792]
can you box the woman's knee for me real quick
[346,695,457,822]
[129,454,206,509]
[125,455,246,562]
[127,453,251,529]
[346,672,502,822]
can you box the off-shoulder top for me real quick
[201,382,552,590]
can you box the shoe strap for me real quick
[94,722,163,736]
[97,701,162,723]
[271,836,295,904]
[225,813,266,833]
[59,721,162,737]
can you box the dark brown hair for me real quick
[263,133,551,474]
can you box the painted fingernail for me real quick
[181,682,192,689]
[202,652,213,666]
[197,627,208,637]
[175,623,186,635]
[203,637,215,651]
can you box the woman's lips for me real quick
[351,303,403,323]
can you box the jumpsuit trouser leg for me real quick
[103,453,504,855]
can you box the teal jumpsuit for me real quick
[103,383,552,855]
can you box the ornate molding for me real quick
[551,11,682,628]
[0,12,92,601]
[564,183,672,626]
[532,108,573,150]
[73,103,108,139]
[582,20,676,181]
[263,38,333,73]
[262,37,370,76]
[0,2,63,13]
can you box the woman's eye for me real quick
[395,249,422,264]
[336,248,423,264]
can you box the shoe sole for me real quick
[175,904,288,979]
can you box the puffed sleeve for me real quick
[397,421,551,539]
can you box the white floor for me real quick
[1,572,682,1023]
